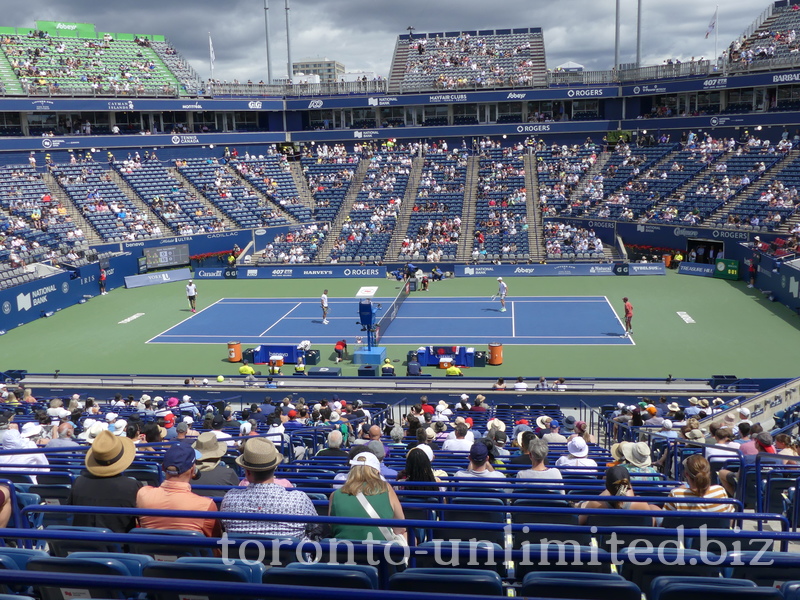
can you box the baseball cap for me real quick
[739,407,751,418]
[460,394,469,401]
[162,443,200,475]
[549,420,560,429]
[662,419,673,430]
[211,414,225,428]
[349,452,381,472]
[287,410,297,418]
[754,432,775,453]
[469,441,489,463]
[497,277,503,281]
[175,422,189,434]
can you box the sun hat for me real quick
[167,397,179,408]
[562,416,576,432]
[667,402,680,412]
[487,418,506,432]
[105,413,118,422]
[685,429,705,441]
[85,430,136,477]
[567,437,589,458]
[469,441,489,464]
[162,443,200,475]
[621,441,652,468]
[86,422,108,443]
[329,412,341,423]
[698,399,710,409]
[20,422,42,438]
[610,442,628,462]
[712,398,724,405]
[237,437,283,471]
[438,400,448,407]
[193,431,228,462]
[688,397,699,405]
[140,394,151,403]
[424,428,435,441]
[113,419,127,436]
[349,451,381,472]
[535,415,552,430]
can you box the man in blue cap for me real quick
[136,442,220,537]
[542,420,568,444]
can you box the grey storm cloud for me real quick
[5,0,771,82]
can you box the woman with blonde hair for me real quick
[329,448,406,542]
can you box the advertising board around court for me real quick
[226,265,386,279]
[456,263,665,278]
[124,268,193,289]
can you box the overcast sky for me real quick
[7,0,772,82]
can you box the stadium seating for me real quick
[232,154,314,223]
[329,150,410,262]
[399,151,467,262]
[393,28,547,93]
[475,147,530,260]
[51,161,163,241]
[0,33,179,98]
[114,158,223,234]
[301,145,359,224]
[175,158,291,229]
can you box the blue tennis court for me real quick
[147,296,634,346]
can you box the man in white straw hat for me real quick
[191,432,239,496]
[221,437,319,539]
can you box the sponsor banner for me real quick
[678,262,715,277]
[124,268,192,289]
[237,265,385,279]
[292,120,613,143]
[286,87,619,110]
[622,69,800,97]
[0,97,283,115]
[0,130,285,153]
[629,263,666,276]
[456,263,622,277]
[193,268,238,279]
[0,266,104,331]
[620,110,800,134]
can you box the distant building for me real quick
[292,59,345,83]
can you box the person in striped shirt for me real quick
[664,454,734,513]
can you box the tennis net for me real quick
[375,280,411,343]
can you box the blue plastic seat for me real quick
[389,567,503,595]
[175,556,265,584]
[277,562,379,589]
[617,547,722,591]
[521,572,640,600]
[127,528,214,561]
[68,552,154,577]
[46,525,124,557]
[729,551,800,587]
[656,583,781,600]
[651,576,755,600]
[27,557,137,600]
[262,564,376,590]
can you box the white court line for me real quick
[154,333,626,340]
[145,298,223,344]
[511,301,516,337]
[259,302,302,336]
[603,295,627,331]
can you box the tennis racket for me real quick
[490,294,498,301]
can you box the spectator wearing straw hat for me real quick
[191,432,240,497]
[67,430,141,533]
[137,443,220,537]
[221,437,320,539]
[621,441,659,479]
[684,398,701,418]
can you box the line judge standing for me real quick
[186,279,198,313]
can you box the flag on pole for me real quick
[209,33,215,68]
[705,7,718,39]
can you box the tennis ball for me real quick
[217,375,225,382]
